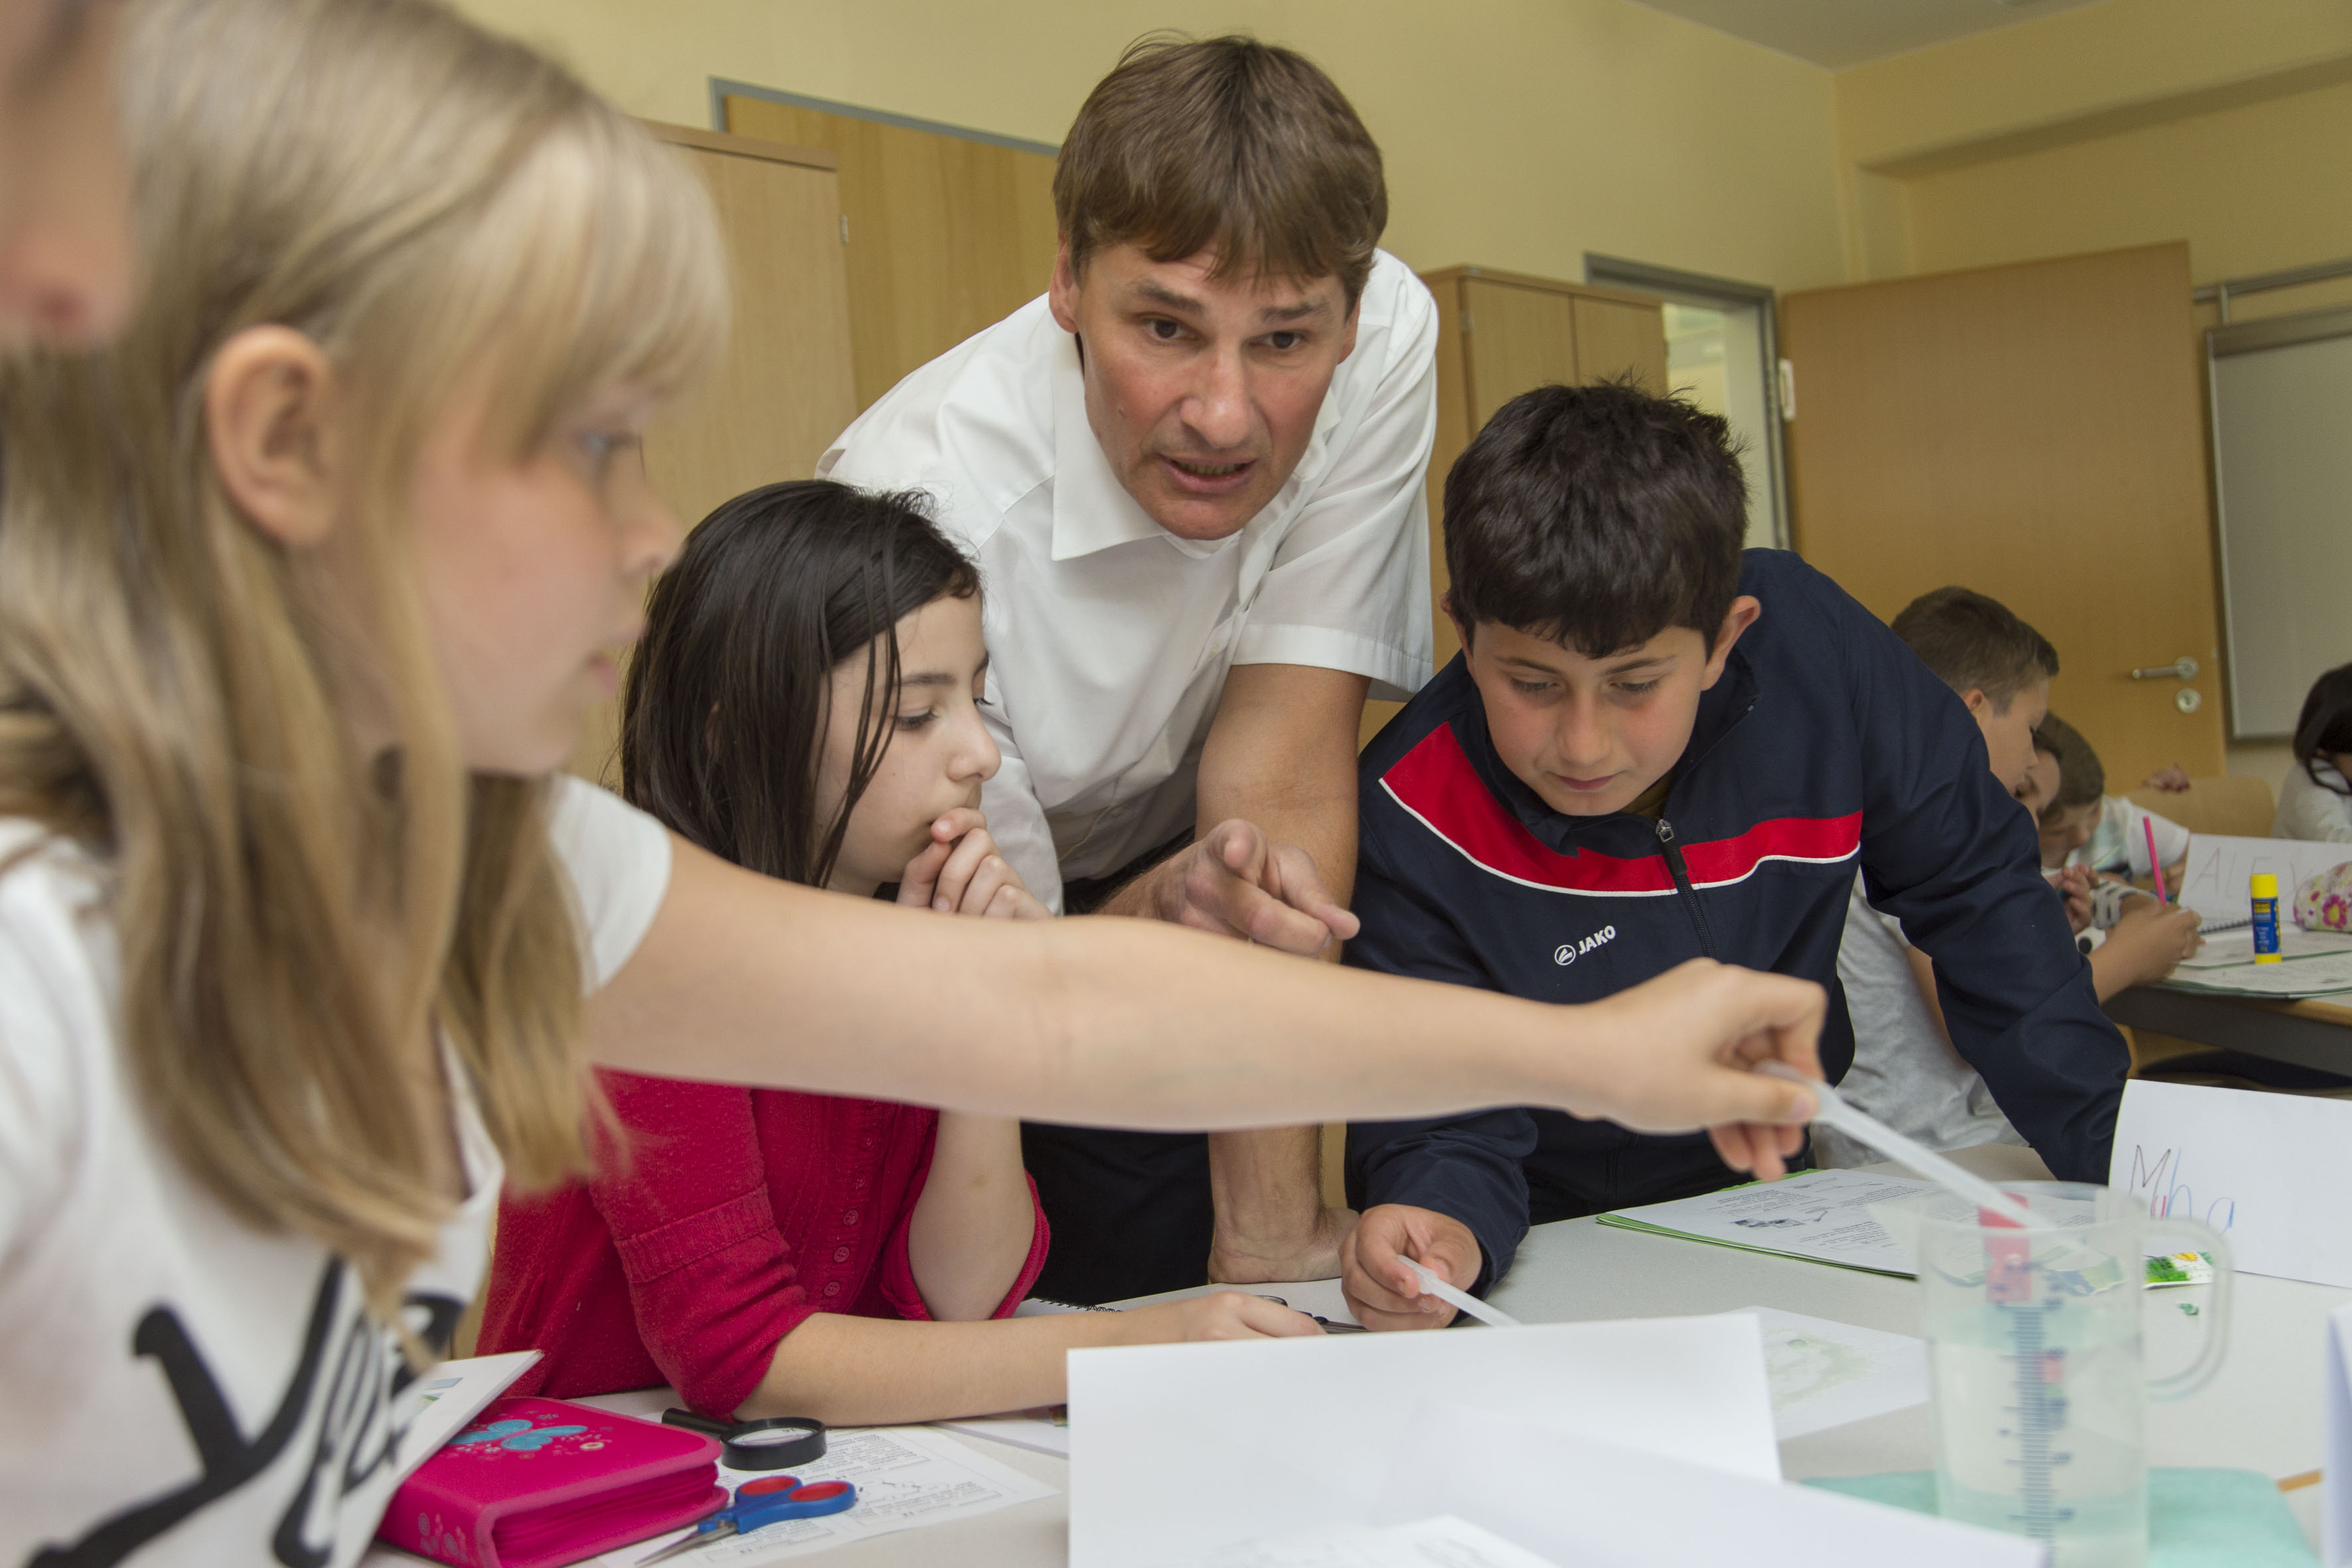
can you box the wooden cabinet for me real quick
[569,123,859,785]
[723,95,1058,414]
[1362,268,1668,743]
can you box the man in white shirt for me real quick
[821,37,1436,1300]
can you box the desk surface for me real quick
[379,1148,2341,1566]
[2111,981,2352,1076]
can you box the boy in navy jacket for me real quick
[1338,382,2128,1330]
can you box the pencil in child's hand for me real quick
[2144,817,2167,904]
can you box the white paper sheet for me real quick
[593,1424,1058,1566]
[388,1351,540,1485]
[2175,924,2352,969]
[1599,1168,1944,1275]
[2165,950,2352,996]
[2111,1078,2352,1287]
[2324,1301,2352,1566]
[1370,1402,2045,1568]
[1067,1314,1779,1568]
[2175,834,2352,927]
[1729,1306,1929,1439]
[1167,1516,1560,1568]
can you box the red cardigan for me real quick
[480,1070,1050,1418]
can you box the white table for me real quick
[375,1147,2341,1564]
[1489,1146,2342,1545]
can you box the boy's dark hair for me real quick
[1889,586,2060,710]
[2034,714,2105,819]
[620,481,980,888]
[1056,35,1386,306]
[1443,381,1748,657]
[2292,662,2352,797]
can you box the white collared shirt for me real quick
[819,249,1437,909]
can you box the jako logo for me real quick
[1554,925,1617,966]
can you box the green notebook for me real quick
[1802,1469,2316,1566]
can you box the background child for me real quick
[2035,714,2190,886]
[2278,663,2352,843]
[482,483,1321,1428]
[1816,588,2053,1166]
[1818,614,2201,1167]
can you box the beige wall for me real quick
[452,0,1849,295]
[1903,76,2352,294]
[1818,2,2352,786]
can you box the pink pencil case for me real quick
[378,1396,725,1568]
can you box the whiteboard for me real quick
[2209,305,2352,738]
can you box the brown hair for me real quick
[1445,381,1749,656]
[1890,586,2059,712]
[1054,34,1386,305]
[2035,714,2106,818]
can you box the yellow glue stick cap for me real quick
[2252,873,2279,897]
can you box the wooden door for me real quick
[1780,244,2224,787]
[569,124,859,785]
[724,95,1058,413]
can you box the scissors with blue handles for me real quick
[636,1474,859,1564]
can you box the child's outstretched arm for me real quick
[588,835,1826,1137]
[740,1292,1322,1427]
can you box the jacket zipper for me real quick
[1655,819,1718,959]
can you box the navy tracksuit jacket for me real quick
[1344,550,2128,1292]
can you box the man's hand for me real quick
[898,808,1050,920]
[1137,818,1360,956]
[1572,959,1823,1178]
[1340,1206,1483,1331]
[1209,1204,1357,1285]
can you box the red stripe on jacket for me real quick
[1379,723,1861,896]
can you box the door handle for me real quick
[2129,657,2199,681]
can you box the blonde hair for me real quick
[0,0,726,1318]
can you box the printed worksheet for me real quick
[594,1425,1058,1565]
[1729,1307,1928,1439]
[1598,1168,1940,1275]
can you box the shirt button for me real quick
[842,1209,860,1225]
[833,1246,852,1263]
[823,1281,842,1298]
[852,1176,868,1193]
[858,1135,876,1151]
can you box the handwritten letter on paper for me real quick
[2110,1079,2352,1288]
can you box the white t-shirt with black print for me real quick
[0,777,671,1568]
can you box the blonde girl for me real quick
[0,0,1822,1556]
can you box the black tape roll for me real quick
[662,1408,828,1470]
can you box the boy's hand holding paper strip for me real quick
[1403,1259,1520,1327]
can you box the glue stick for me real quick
[2252,872,2282,963]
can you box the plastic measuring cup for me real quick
[1913,1182,2231,1568]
